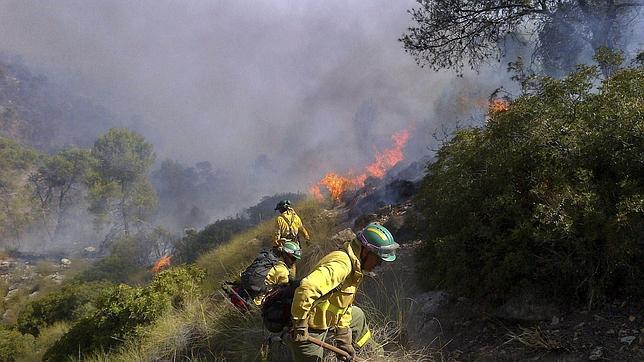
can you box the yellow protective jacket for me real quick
[253,260,292,306]
[291,240,364,330]
[273,208,310,247]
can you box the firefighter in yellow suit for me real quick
[253,241,301,306]
[273,200,310,248]
[288,223,399,361]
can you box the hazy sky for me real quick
[0,0,501,211]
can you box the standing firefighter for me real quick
[273,200,311,248]
[288,223,399,361]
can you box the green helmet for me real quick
[281,241,301,260]
[356,222,399,262]
[275,199,292,211]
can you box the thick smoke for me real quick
[0,1,511,219]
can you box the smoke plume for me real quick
[0,1,533,218]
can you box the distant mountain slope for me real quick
[0,57,119,152]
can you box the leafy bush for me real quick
[414,64,643,306]
[0,326,33,362]
[43,265,204,361]
[19,322,70,362]
[17,281,110,336]
[78,237,148,283]
[174,218,251,263]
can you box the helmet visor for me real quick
[362,240,399,262]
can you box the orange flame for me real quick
[489,98,510,113]
[310,128,411,201]
[151,255,171,273]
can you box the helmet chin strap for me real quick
[358,245,369,267]
[285,256,294,267]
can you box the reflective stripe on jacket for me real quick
[291,240,363,329]
[273,209,310,247]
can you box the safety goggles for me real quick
[358,234,400,262]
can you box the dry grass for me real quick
[356,280,451,362]
[196,224,270,293]
[17,321,71,362]
[80,198,436,361]
[505,326,569,351]
[196,198,335,292]
[34,260,58,275]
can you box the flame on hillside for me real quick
[309,128,411,201]
[489,98,510,113]
[151,255,171,273]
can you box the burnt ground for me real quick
[421,293,643,361]
[349,200,643,361]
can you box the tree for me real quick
[29,148,94,243]
[0,137,38,249]
[414,61,643,306]
[88,128,157,242]
[400,0,643,75]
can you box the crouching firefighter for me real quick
[288,223,399,361]
[223,241,301,309]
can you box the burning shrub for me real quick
[43,265,204,361]
[415,64,643,306]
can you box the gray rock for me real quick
[4,288,19,300]
[417,291,449,315]
[331,229,356,244]
[589,346,603,360]
[419,317,444,339]
[60,258,72,266]
[620,336,636,345]
[84,246,97,253]
[494,293,559,321]
[48,273,64,283]
[29,291,39,299]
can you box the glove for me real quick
[291,318,309,342]
[334,327,356,361]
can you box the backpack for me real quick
[240,249,281,297]
[261,279,300,333]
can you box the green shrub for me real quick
[415,65,643,306]
[17,281,110,336]
[43,265,204,361]
[77,237,147,283]
[0,326,33,362]
[174,218,251,263]
[174,193,306,263]
[18,321,70,362]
